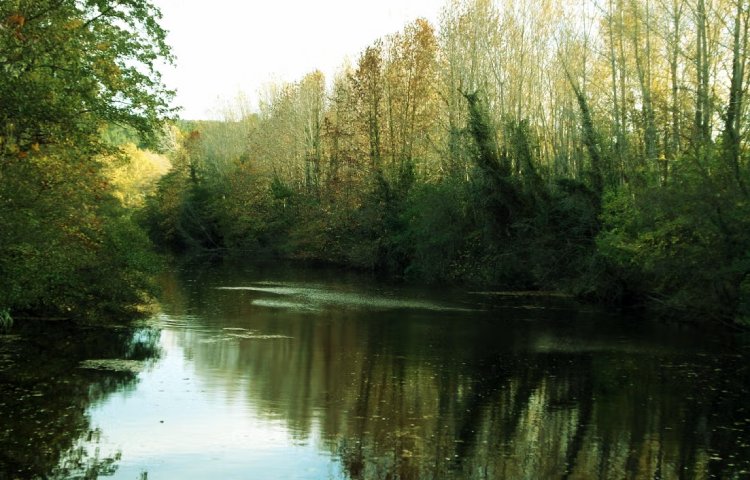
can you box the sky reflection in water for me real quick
[88,328,338,479]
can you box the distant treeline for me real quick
[144,0,750,327]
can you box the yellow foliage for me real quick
[105,143,170,207]
[63,18,83,30]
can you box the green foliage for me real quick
[0,0,172,320]
[596,147,750,324]
[146,106,606,296]
[0,308,11,333]
[463,92,508,177]
[144,156,296,257]
[137,3,750,329]
[177,183,225,250]
[101,124,143,148]
[143,170,189,250]
[146,116,750,328]
[0,0,173,153]
[143,175,222,252]
[93,209,162,314]
[0,146,160,318]
[399,179,471,281]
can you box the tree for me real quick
[0,0,173,156]
[0,0,173,318]
[352,44,385,169]
[382,19,440,178]
[322,67,364,200]
[721,0,749,195]
[140,0,750,326]
[438,0,505,178]
[299,71,326,194]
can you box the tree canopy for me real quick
[0,0,174,155]
[0,0,173,320]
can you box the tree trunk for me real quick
[723,0,748,195]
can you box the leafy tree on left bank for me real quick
[0,0,174,319]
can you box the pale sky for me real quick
[152,0,446,120]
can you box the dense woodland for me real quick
[146,0,750,327]
[2,0,750,328]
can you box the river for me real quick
[1,261,749,479]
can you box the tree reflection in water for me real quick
[158,264,750,480]
[7,264,744,479]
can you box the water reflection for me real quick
[5,263,743,478]
[140,262,750,479]
[0,321,160,479]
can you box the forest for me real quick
[2,0,750,328]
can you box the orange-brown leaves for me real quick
[6,13,26,41]
[7,14,25,28]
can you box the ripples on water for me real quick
[1,263,749,479]
[215,283,477,312]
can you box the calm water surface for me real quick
[2,262,750,479]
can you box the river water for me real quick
[1,262,750,479]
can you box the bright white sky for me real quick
[152,0,446,120]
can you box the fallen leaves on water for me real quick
[78,359,146,373]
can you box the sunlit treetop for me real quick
[0,0,175,155]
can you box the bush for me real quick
[595,150,750,324]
